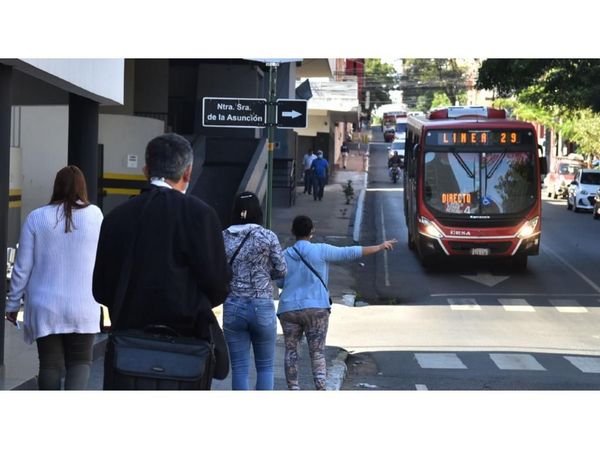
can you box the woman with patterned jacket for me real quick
[222,191,287,390]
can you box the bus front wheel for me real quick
[511,255,528,272]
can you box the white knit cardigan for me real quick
[6,203,104,344]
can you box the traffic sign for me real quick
[276,99,308,128]
[202,97,267,128]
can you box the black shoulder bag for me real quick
[292,246,332,306]
[104,189,217,390]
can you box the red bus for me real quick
[382,110,407,129]
[403,106,547,271]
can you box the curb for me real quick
[352,171,369,243]
[325,349,349,391]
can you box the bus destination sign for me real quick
[426,130,534,146]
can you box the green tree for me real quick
[477,59,600,113]
[430,92,452,109]
[364,59,400,113]
[402,59,471,108]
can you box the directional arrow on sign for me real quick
[282,110,302,119]
[276,99,307,128]
[461,271,510,287]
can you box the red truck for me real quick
[544,155,586,199]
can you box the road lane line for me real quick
[498,298,535,312]
[415,353,467,369]
[564,356,600,373]
[380,203,390,287]
[431,293,599,297]
[542,244,600,295]
[490,353,546,371]
[447,298,481,311]
[550,299,588,314]
[415,384,429,391]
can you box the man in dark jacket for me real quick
[93,133,231,388]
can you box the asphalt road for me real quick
[342,131,600,390]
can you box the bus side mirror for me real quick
[410,143,419,158]
[539,156,548,175]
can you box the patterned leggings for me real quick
[278,308,330,390]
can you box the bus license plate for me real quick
[471,248,490,256]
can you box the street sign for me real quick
[202,97,267,128]
[276,99,308,129]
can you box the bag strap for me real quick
[292,246,328,292]
[110,188,160,326]
[228,229,255,266]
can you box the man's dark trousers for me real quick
[313,176,326,201]
[304,169,313,194]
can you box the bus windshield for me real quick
[423,150,536,215]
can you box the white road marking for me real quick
[447,298,481,311]
[564,356,600,373]
[490,353,546,371]
[498,298,535,312]
[461,271,510,287]
[543,244,600,295]
[415,384,429,391]
[550,299,588,313]
[415,353,467,369]
[380,204,390,287]
[431,293,599,297]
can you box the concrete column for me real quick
[68,93,99,204]
[0,64,13,366]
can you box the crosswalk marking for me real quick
[415,353,467,369]
[447,298,481,311]
[564,356,600,374]
[490,353,546,371]
[498,298,535,312]
[550,299,588,313]
[415,384,429,390]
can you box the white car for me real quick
[567,169,600,212]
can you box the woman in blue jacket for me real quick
[277,215,396,390]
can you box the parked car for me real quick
[383,127,395,142]
[567,169,600,212]
[593,188,600,220]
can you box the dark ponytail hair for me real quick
[49,165,90,233]
[231,191,263,226]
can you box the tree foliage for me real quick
[477,59,600,113]
[364,59,400,112]
[402,59,471,108]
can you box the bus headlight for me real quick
[517,216,539,239]
[419,216,443,238]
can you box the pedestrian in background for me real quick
[93,133,231,389]
[276,215,397,390]
[340,139,350,169]
[303,148,317,195]
[311,150,329,201]
[5,166,103,390]
[222,192,287,390]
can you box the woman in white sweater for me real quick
[5,166,103,390]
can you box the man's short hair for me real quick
[145,133,194,181]
[292,215,313,238]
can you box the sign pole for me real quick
[266,62,278,229]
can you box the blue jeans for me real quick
[223,297,277,390]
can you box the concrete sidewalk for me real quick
[2,145,368,390]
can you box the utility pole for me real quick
[265,62,278,229]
